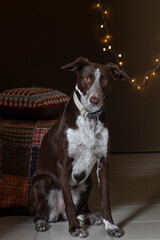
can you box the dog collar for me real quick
[73,89,103,121]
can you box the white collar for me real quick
[73,91,90,117]
[73,85,103,120]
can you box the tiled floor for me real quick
[1,153,160,240]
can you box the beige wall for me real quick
[0,0,160,152]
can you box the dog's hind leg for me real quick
[30,174,54,232]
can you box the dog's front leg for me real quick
[99,157,122,238]
[57,161,87,238]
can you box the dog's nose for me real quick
[90,96,99,105]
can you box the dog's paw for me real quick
[106,226,122,238]
[84,215,102,226]
[70,227,87,238]
[103,220,122,238]
[35,219,49,232]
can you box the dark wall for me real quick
[0,0,105,94]
[106,0,160,152]
[1,0,160,152]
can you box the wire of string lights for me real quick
[96,0,160,90]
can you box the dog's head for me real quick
[62,57,130,112]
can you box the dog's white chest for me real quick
[66,115,109,185]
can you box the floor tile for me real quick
[0,224,37,240]
[35,222,112,240]
[112,206,160,223]
[119,221,160,240]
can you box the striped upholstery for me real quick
[0,88,69,120]
[0,118,58,215]
[0,88,69,109]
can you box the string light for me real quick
[95,0,160,89]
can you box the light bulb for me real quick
[104,11,108,15]
[103,48,107,52]
[108,45,111,50]
[137,85,141,90]
[101,24,104,28]
[146,76,149,80]
[152,72,156,76]
[131,79,135,83]
[156,59,159,62]
[119,61,123,66]
[118,54,122,58]
[97,3,100,8]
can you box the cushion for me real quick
[0,87,69,120]
[0,118,59,216]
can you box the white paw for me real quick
[70,227,88,238]
[77,214,102,226]
[35,219,49,232]
[103,219,122,238]
[85,215,102,226]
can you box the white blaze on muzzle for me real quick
[81,68,103,113]
[89,68,103,103]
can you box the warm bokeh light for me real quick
[96,0,160,89]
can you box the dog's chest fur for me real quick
[66,115,109,185]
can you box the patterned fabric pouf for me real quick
[0,117,58,216]
[0,87,69,120]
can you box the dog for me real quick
[30,57,129,238]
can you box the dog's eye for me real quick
[84,76,92,84]
[102,79,108,86]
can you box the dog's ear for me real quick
[106,63,130,81]
[61,57,89,72]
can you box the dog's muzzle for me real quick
[73,87,103,121]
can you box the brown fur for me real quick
[30,57,129,238]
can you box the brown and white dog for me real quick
[30,57,129,238]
